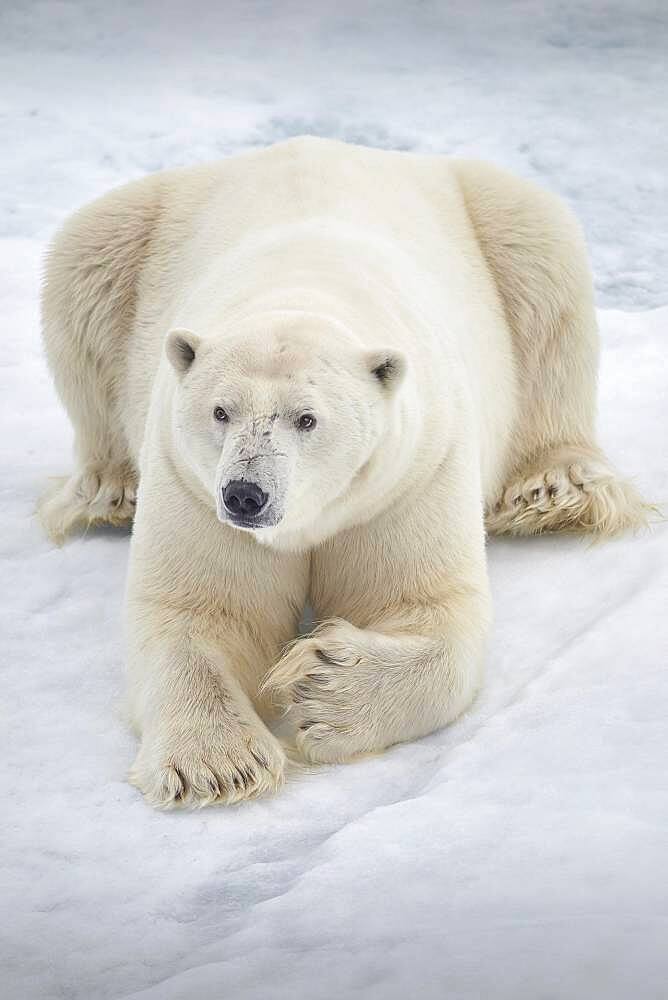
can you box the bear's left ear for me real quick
[365,349,408,393]
[165,328,201,376]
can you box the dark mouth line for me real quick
[226,514,275,530]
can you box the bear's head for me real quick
[165,314,408,548]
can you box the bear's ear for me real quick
[365,349,408,393]
[165,328,201,375]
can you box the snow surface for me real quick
[1,3,667,999]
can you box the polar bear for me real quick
[39,137,647,808]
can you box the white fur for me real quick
[39,137,648,808]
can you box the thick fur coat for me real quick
[39,137,647,807]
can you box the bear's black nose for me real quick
[222,480,268,519]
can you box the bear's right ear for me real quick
[165,328,201,375]
[365,348,408,393]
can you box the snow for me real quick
[1,3,667,999]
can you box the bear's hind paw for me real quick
[38,462,137,544]
[486,446,650,538]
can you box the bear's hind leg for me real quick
[38,175,157,542]
[37,341,138,543]
[456,160,649,539]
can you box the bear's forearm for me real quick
[264,590,490,763]
[124,605,287,808]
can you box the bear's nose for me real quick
[222,480,268,519]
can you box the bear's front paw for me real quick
[129,720,285,809]
[263,619,380,764]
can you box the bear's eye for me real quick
[213,406,229,423]
[297,413,317,431]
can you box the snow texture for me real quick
[1,3,667,999]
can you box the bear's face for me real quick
[165,317,406,545]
